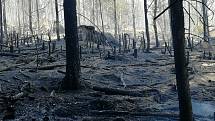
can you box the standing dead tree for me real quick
[63,0,80,90]
[132,0,136,39]
[28,0,33,35]
[113,0,118,38]
[144,0,151,52]
[55,0,60,41]
[0,0,3,50]
[36,0,40,34]
[202,0,209,42]
[153,0,159,47]
[170,0,193,121]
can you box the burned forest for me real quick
[0,0,215,121]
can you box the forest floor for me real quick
[0,39,214,121]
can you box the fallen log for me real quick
[0,44,9,47]
[0,78,10,83]
[0,63,25,72]
[106,63,174,68]
[57,70,66,74]
[0,82,32,120]
[91,110,179,118]
[29,64,109,71]
[24,64,65,70]
[0,52,20,57]
[92,86,160,97]
[19,70,31,79]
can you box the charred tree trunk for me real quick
[91,0,95,24]
[153,0,159,47]
[202,0,209,42]
[21,0,25,35]
[36,0,40,34]
[63,0,80,90]
[17,0,21,35]
[144,0,150,52]
[170,0,193,121]
[113,0,118,38]
[99,0,105,34]
[55,0,60,41]
[0,0,3,50]
[3,0,7,43]
[28,0,33,35]
[132,0,136,39]
[82,0,86,23]
[77,0,81,25]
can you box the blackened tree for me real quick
[63,0,80,90]
[170,0,193,121]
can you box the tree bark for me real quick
[21,0,25,34]
[132,0,136,39]
[113,0,118,38]
[82,0,86,23]
[77,0,81,25]
[0,0,3,50]
[98,0,105,34]
[153,0,159,47]
[202,0,209,42]
[55,0,60,41]
[3,0,7,42]
[170,0,193,121]
[36,0,40,34]
[144,0,150,52]
[63,0,80,90]
[91,0,95,24]
[17,0,21,35]
[28,0,33,35]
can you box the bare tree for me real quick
[153,0,159,47]
[28,0,33,35]
[202,0,209,42]
[63,0,80,90]
[144,0,150,52]
[55,0,60,41]
[36,0,40,33]
[132,0,136,39]
[113,0,118,38]
[3,0,7,42]
[99,0,105,34]
[170,0,193,120]
[0,0,3,50]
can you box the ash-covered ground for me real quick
[0,39,214,121]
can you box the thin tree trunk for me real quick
[36,0,40,34]
[95,0,99,26]
[153,0,159,47]
[3,0,7,43]
[77,0,81,25]
[22,0,25,34]
[55,0,60,41]
[113,0,118,38]
[17,0,21,35]
[202,0,209,42]
[28,0,33,35]
[92,0,95,24]
[82,0,85,23]
[98,0,105,34]
[188,2,191,49]
[63,0,80,90]
[144,0,150,52]
[0,0,3,50]
[170,0,193,121]
[132,0,136,39]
